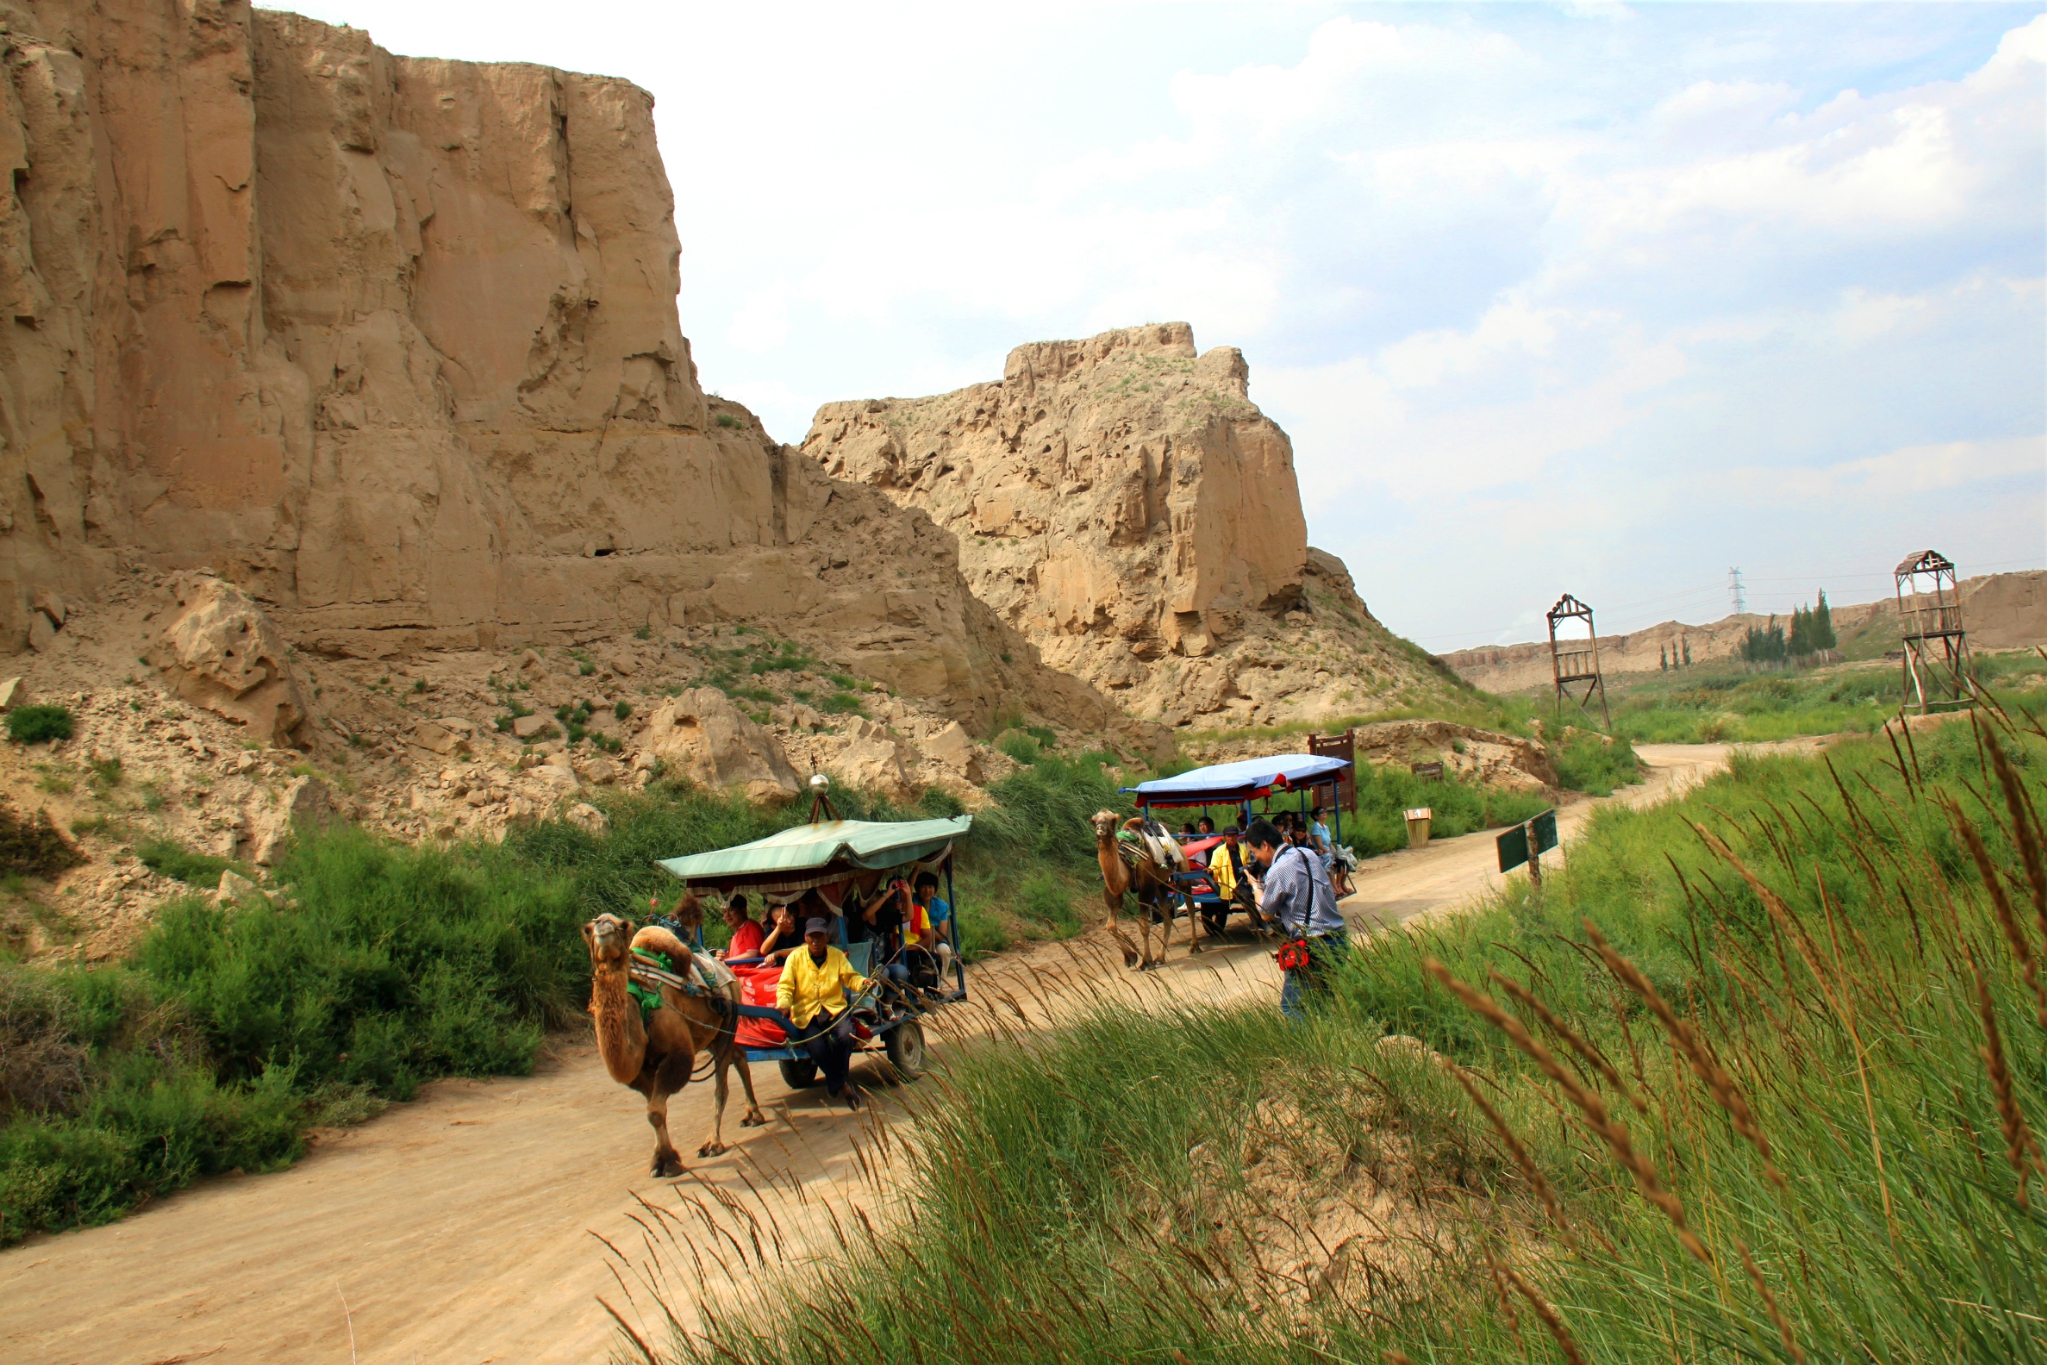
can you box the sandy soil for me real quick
[0,741,1789,1365]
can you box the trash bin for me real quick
[1404,807,1433,849]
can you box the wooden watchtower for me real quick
[1547,594,1610,726]
[1894,550,1975,714]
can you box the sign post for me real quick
[1496,810,1559,889]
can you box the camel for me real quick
[582,909,767,1178]
[1091,809,1203,969]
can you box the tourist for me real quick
[1210,823,1252,913]
[776,919,872,1109]
[756,901,802,965]
[1243,817,1346,1018]
[716,893,765,961]
[902,871,955,988]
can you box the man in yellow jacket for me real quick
[776,918,872,1109]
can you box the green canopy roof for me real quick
[657,816,973,891]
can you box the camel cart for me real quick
[1123,753,1356,930]
[656,812,972,1088]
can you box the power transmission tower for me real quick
[1728,566,1746,614]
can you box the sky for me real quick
[288,1,2046,651]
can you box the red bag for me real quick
[1275,939,1314,973]
[732,964,787,1047]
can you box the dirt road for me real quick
[0,742,1766,1364]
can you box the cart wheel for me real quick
[778,1057,820,1088]
[883,1019,928,1081]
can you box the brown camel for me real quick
[1091,809,1202,969]
[582,910,767,1177]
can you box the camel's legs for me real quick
[646,1092,684,1178]
[1184,892,1203,955]
[646,1051,694,1177]
[698,1050,732,1158]
[733,1054,768,1128]
[1107,888,1141,969]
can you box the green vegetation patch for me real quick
[0,750,1168,1244]
[7,706,73,745]
[0,805,85,879]
[135,838,237,888]
[658,716,2047,1365]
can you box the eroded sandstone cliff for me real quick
[0,0,1144,744]
[804,323,1459,729]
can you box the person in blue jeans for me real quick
[1244,817,1346,1017]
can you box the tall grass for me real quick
[638,712,2047,1365]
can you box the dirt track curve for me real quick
[0,742,1788,1364]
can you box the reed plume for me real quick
[1946,801,2047,1031]
[1439,1055,1570,1235]
[1981,726,2047,951]
[1498,1261,1592,1365]
[1582,921,1784,1190]
[1970,947,2044,1210]
[1424,957,1712,1265]
[1490,968,1644,1112]
[1739,1242,1806,1365]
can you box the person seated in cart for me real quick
[755,900,803,965]
[715,893,766,962]
[848,877,907,947]
[1210,824,1255,916]
[900,871,953,989]
[776,918,873,1110]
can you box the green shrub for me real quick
[1550,729,1642,796]
[1014,872,1081,936]
[613,700,632,721]
[995,731,1041,765]
[7,707,72,745]
[821,692,865,716]
[0,805,85,878]
[135,838,235,888]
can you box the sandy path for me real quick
[0,742,1773,1364]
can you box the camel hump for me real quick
[632,925,694,965]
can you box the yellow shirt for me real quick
[775,945,870,1028]
[1211,847,1239,900]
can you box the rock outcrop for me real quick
[0,0,1156,748]
[147,573,310,748]
[804,324,1461,729]
[641,689,802,805]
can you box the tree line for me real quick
[1740,590,1836,663]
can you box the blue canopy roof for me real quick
[1123,753,1352,807]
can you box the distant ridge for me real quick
[1440,571,2047,695]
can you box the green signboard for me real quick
[1496,809,1559,874]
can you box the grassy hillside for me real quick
[647,712,2047,1364]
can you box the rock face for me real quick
[147,573,310,747]
[804,324,1458,730]
[1442,570,2047,694]
[641,689,802,805]
[0,0,1158,747]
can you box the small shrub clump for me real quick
[7,706,73,745]
[135,837,235,888]
[0,804,85,878]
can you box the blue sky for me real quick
[291,2,2046,650]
